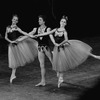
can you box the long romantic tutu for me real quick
[52,40,92,72]
[8,37,38,68]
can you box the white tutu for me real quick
[52,40,92,72]
[8,37,38,68]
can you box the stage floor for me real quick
[0,37,100,100]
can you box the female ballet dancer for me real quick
[34,15,100,88]
[5,14,38,83]
[28,15,53,86]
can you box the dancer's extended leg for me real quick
[90,53,100,59]
[58,72,64,88]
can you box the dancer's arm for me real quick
[17,28,37,41]
[16,27,30,36]
[49,34,59,46]
[46,28,59,46]
[35,28,57,37]
[64,31,68,41]
[59,31,70,46]
[47,27,51,32]
[29,28,37,35]
[16,35,29,42]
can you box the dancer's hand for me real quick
[31,35,38,38]
[54,43,59,47]
[29,35,33,38]
[11,41,17,43]
[15,38,21,42]
[34,35,38,38]
[59,41,70,47]
[15,39,19,43]
[29,35,36,38]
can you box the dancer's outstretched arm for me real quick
[16,27,38,42]
[35,28,57,37]
[29,28,37,35]
[16,27,29,36]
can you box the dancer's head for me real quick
[12,14,18,25]
[60,15,68,27]
[38,15,46,26]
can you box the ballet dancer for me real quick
[28,15,53,86]
[5,14,38,83]
[34,15,100,88]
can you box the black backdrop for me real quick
[0,0,100,38]
[0,0,100,53]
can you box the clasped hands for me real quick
[29,34,39,38]
[54,41,70,47]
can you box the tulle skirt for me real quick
[52,40,92,72]
[8,37,38,68]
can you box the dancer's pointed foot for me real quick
[35,82,46,87]
[10,75,16,83]
[58,77,64,88]
[95,56,100,60]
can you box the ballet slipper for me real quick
[35,82,46,87]
[58,77,64,88]
[10,75,16,83]
[90,54,100,60]
[95,56,100,60]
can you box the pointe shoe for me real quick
[58,78,64,88]
[10,75,16,83]
[35,82,46,87]
[95,56,100,60]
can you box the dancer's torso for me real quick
[54,29,65,44]
[35,26,50,47]
[7,26,23,41]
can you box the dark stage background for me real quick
[0,0,100,52]
[0,0,100,38]
[0,1,100,100]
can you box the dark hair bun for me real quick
[62,15,68,20]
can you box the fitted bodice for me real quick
[7,30,22,41]
[54,29,65,44]
[35,27,50,46]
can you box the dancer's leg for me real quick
[58,72,64,88]
[35,50,46,86]
[44,47,53,63]
[10,68,16,83]
[89,53,100,59]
